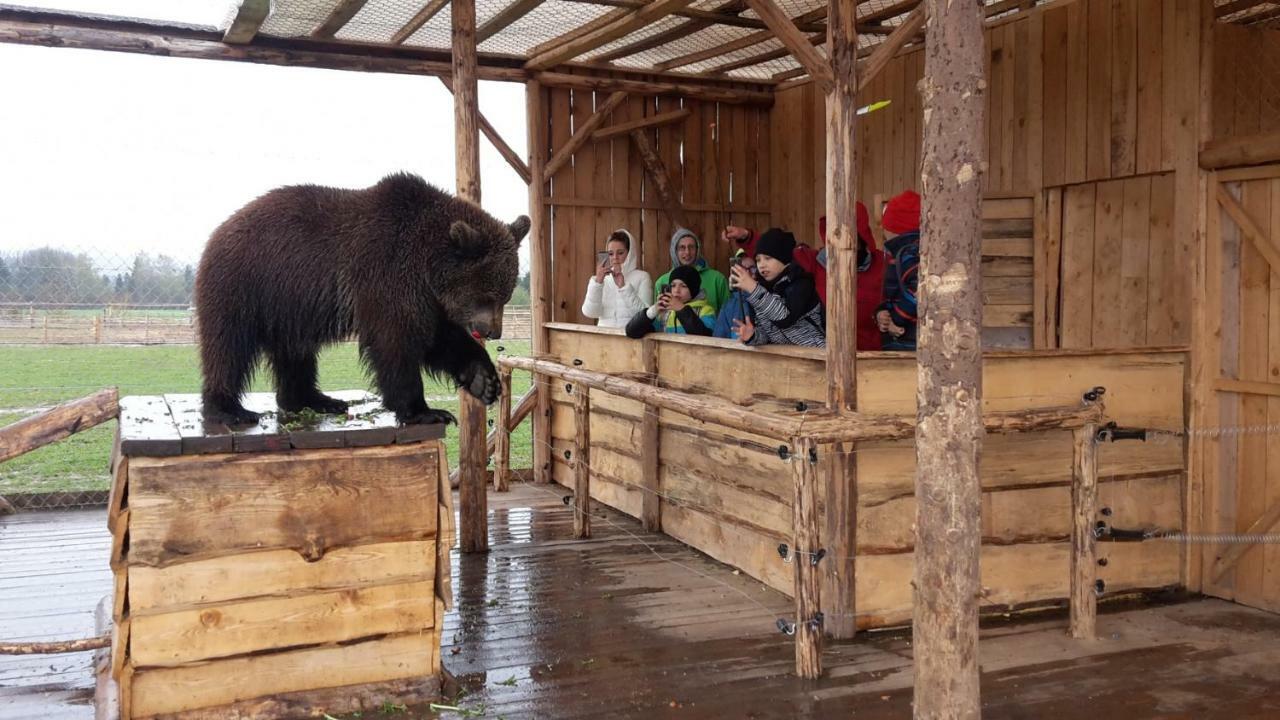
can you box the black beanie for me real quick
[669,265,702,298]
[756,228,796,264]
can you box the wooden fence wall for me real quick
[1212,23,1280,142]
[539,79,771,325]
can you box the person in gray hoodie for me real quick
[652,227,729,313]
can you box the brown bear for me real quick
[195,172,530,426]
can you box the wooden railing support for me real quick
[791,436,822,679]
[495,366,513,492]
[1070,423,1100,639]
[572,384,591,539]
[0,388,119,464]
[640,339,661,532]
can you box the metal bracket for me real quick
[809,548,827,567]
[1096,421,1148,443]
[1095,522,1149,542]
[777,445,791,461]
[807,612,825,632]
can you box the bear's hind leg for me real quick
[200,331,262,426]
[272,349,349,415]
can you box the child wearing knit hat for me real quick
[624,264,716,338]
[728,228,826,348]
[876,190,921,351]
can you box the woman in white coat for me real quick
[581,229,652,328]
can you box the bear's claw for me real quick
[399,408,458,426]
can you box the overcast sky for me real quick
[0,1,531,271]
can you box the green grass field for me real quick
[0,342,533,495]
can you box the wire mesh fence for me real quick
[0,245,535,512]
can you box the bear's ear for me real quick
[449,221,486,258]
[509,216,531,244]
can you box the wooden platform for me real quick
[5,487,1280,719]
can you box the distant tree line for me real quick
[0,248,195,306]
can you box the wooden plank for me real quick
[438,76,531,184]
[1059,184,1097,347]
[1086,0,1113,181]
[126,445,438,568]
[476,0,541,43]
[1210,498,1280,584]
[495,366,512,492]
[1201,131,1280,171]
[1110,0,1138,177]
[524,0,699,71]
[1135,0,1163,174]
[1069,424,1099,639]
[572,385,591,539]
[1091,179,1126,347]
[743,0,833,90]
[593,107,690,141]
[0,387,118,463]
[117,395,181,457]
[1119,176,1152,347]
[1064,0,1089,183]
[1042,6,1068,187]
[436,439,454,610]
[791,437,821,679]
[857,6,925,93]
[1024,12,1045,190]
[222,0,270,44]
[390,0,449,44]
[1160,0,1177,171]
[130,579,436,667]
[1146,172,1178,345]
[1045,188,1064,348]
[128,632,437,718]
[544,91,628,180]
[1034,191,1048,347]
[640,339,660,532]
[312,0,369,38]
[161,394,231,455]
[1268,177,1280,609]
[1217,183,1280,271]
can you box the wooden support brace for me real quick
[524,0,699,71]
[1212,377,1280,398]
[1070,423,1099,640]
[1215,184,1280,271]
[0,634,110,655]
[534,72,774,106]
[592,107,691,142]
[495,366,513,492]
[0,388,119,464]
[222,0,271,44]
[630,129,690,230]
[544,91,629,180]
[438,76,532,183]
[391,0,450,45]
[477,0,542,43]
[448,388,536,488]
[744,0,833,90]
[1211,499,1280,584]
[640,339,661,532]
[572,384,592,539]
[856,5,925,93]
[1200,130,1280,170]
[791,437,822,679]
[312,0,370,39]
[652,6,829,72]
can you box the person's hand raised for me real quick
[721,225,750,245]
[594,257,610,283]
[730,262,757,293]
[732,316,755,343]
[611,263,625,288]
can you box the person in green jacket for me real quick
[653,227,729,314]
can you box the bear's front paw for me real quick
[459,359,500,405]
[398,408,457,426]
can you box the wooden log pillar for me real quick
[494,366,512,492]
[822,0,859,642]
[791,437,822,679]
[572,384,591,539]
[640,338,661,532]
[526,80,553,486]
[1070,423,1099,639]
[452,0,487,553]
[913,0,987,716]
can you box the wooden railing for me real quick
[490,356,1106,678]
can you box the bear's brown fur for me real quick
[195,172,530,426]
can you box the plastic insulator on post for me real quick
[808,446,818,464]
[809,548,827,567]
[1100,507,1113,517]
[1097,557,1109,567]
[572,358,583,366]
[562,495,572,506]
[777,445,791,461]
[796,401,808,412]
[565,383,573,394]
[808,612,824,632]
[777,543,791,562]
[1094,579,1106,596]
[776,618,796,636]
[564,449,571,460]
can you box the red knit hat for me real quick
[882,190,921,234]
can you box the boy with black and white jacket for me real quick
[728,228,826,348]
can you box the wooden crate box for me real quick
[103,393,454,720]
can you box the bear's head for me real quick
[435,214,531,340]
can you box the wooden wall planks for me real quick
[1212,23,1280,143]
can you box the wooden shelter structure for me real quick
[4,0,1280,714]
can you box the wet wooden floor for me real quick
[4,485,1280,719]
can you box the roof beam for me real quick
[859,0,919,25]
[593,0,747,63]
[652,6,828,72]
[222,0,271,44]
[544,91,629,178]
[437,76,532,183]
[535,70,773,104]
[524,0,699,71]
[390,0,450,45]
[477,0,543,44]
[743,0,832,89]
[569,0,827,31]
[527,7,633,58]
[313,0,370,39]
[1215,0,1270,18]
[706,31,824,75]
[857,5,925,91]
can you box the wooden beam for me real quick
[640,339,661,532]
[594,0,747,63]
[1211,498,1280,583]
[0,388,118,464]
[312,0,370,39]
[772,66,809,82]
[860,0,919,25]
[544,90,629,179]
[524,0,699,71]
[913,0,986,713]
[1215,184,1280,270]
[822,0,859,643]
[744,0,833,90]
[572,384,592,538]
[708,31,825,75]
[222,0,271,44]
[527,79,554,485]
[1200,130,1280,170]
[495,366,513,492]
[1215,0,1271,18]
[453,0,488,555]
[856,5,925,92]
[652,7,829,72]
[572,0,828,31]
[630,129,690,229]
[477,0,542,44]
[535,70,774,105]
[438,76,532,183]
[447,388,537,488]
[791,436,823,679]
[592,107,690,141]
[1213,377,1280,397]
[391,0,450,45]
[1069,424,1100,639]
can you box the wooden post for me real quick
[572,384,591,539]
[452,0,487,554]
[791,437,822,679]
[640,338,661,532]
[1070,423,1099,640]
[629,129,690,229]
[527,79,553,485]
[494,366,512,492]
[822,0,859,642]
[913,0,986,715]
